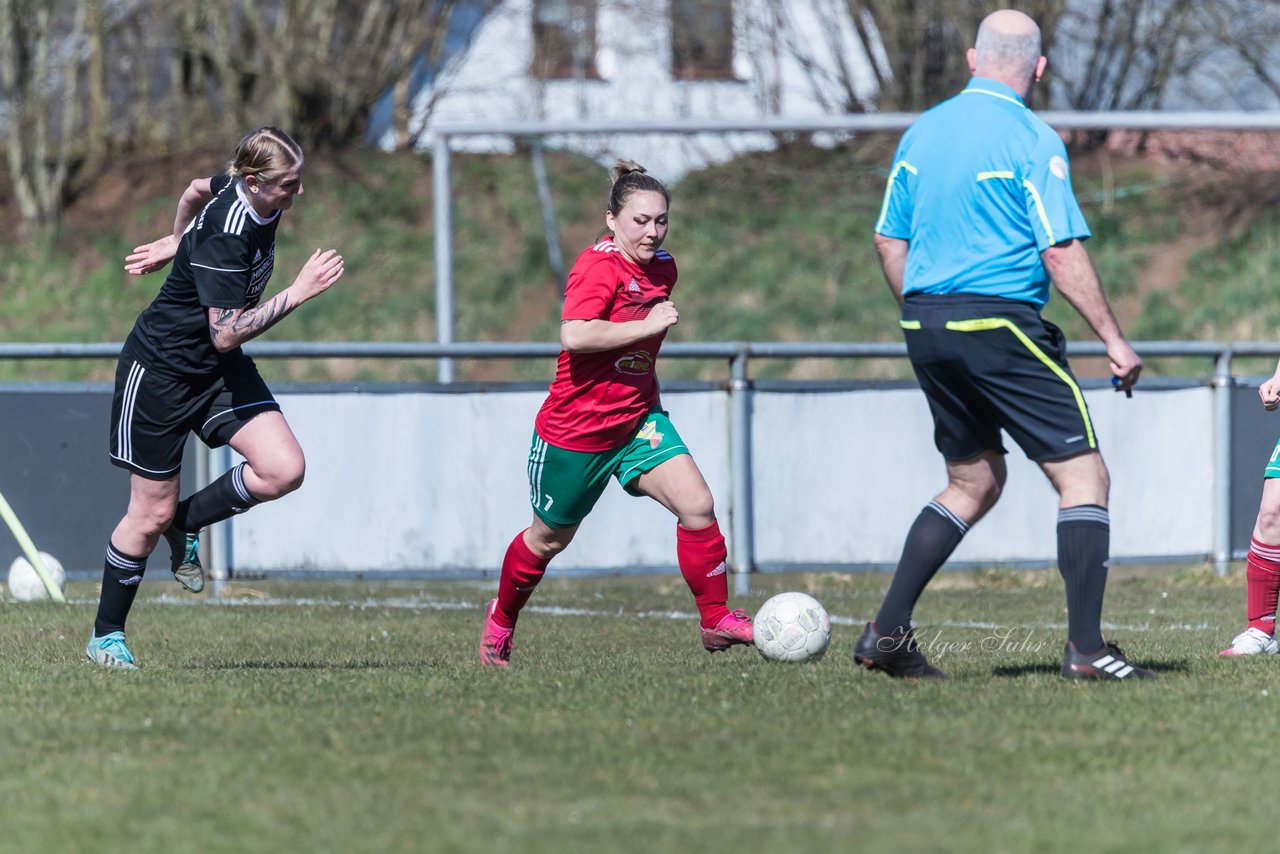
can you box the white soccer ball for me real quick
[7,552,66,601]
[754,591,831,663]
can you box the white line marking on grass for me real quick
[929,619,1218,633]
[62,594,1220,633]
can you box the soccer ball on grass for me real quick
[7,552,66,601]
[753,591,831,662]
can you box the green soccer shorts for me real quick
[1265,437,1280,479]
[526,411,689,529]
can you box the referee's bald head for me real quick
[973,9,1042,83]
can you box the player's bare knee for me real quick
[264,469,304,500]
[976,479,1003,514]
[973,482,1002,513]
[1083,461,1112,504]
[679,513,717,532]
[677,492,715,529]
[127,502,175,539]
[256,455,306,500]
[531,531,572,559]
[947,472,1001,517]
[1256,504,1280,539]
[540,539,569,558]
[280,459,306,495]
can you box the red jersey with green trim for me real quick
[534,237,677,451]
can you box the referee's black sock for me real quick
[172,462,262,532]
[1057,504,1110,652]
[94,543,146,635]
[874,501,969,636]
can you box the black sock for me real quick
[172,462,261,532]
[874,501,969,636]
[94,543,147,635]
[1057,504,1110,652]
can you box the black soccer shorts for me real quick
[109,351,280,479]
[900,293,1098,463]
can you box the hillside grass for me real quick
[0,139,1271,384]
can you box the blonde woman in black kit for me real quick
[87,127,343,669]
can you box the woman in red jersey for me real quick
[478,160,753,666]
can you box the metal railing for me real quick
[4,338,1273,584]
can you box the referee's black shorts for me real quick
[109,350,280,480]
[901,293,1098,463]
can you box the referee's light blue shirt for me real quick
[874,77,1091,307]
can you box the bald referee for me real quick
[854,9,1153,681]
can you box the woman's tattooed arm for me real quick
[207,291,296,352]
[205,248,345,353]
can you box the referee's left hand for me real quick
[1107,340,1142,394]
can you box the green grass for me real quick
[1168,211,1280,338]
[0,565,1265,852]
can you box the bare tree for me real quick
[754,0,1065,114]
[1180,0,1280,108]
[1052,0,1200,112]
[850,0,996,111]
[0,0,87,226]
[164,0,459,149]
[0,0,462,225]
[757,0,879,114]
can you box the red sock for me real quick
[1246,538,1280,636]
[494,530,551,629]
[677,521,730,629]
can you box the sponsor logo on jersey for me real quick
[627,277,642,293]
[1049,155,1069,180]
[1064,434,1085,444]
[615,350,653,375]
[245,246,275,306]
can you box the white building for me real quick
[393,0,882,180]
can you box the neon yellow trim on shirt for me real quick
[1021,179,1056,245]
[973,172,1057,245]
[943,317,1095,448]
[899,319,922,330]
[876,160,918,232]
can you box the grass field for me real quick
[0,566,1266,853]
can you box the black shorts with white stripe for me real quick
[108,346,280,480]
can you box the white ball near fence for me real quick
[7,552,66,601]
